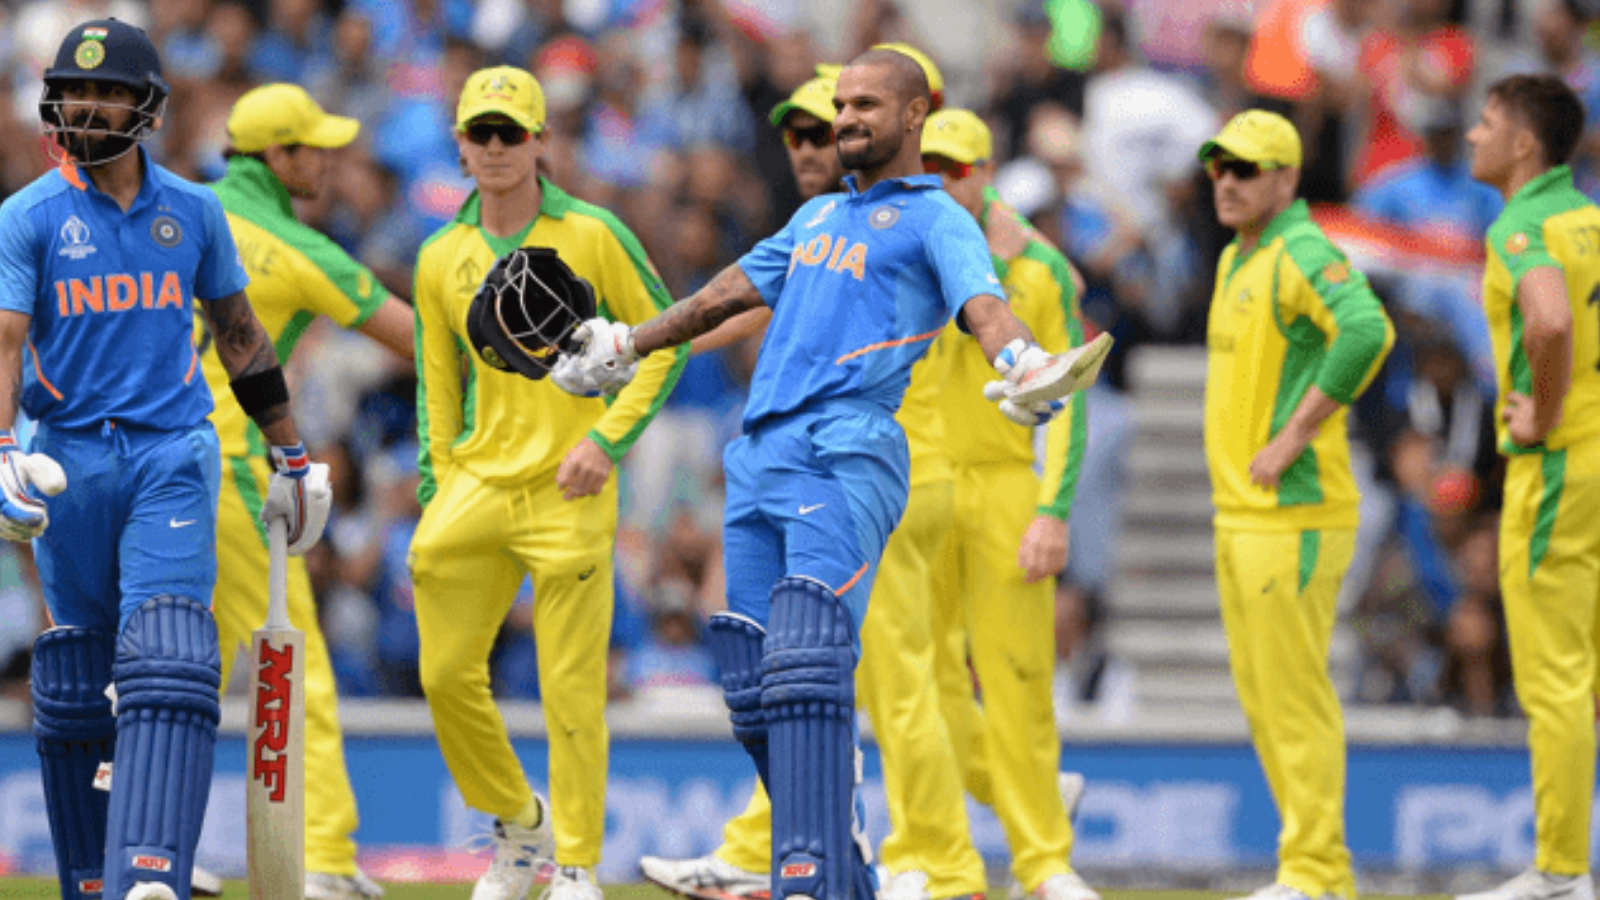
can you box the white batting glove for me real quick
[550,353,605,398]
[984,339,1065,426]
[261,442,332,555]
[0,430,65,542]
[562,317,640,396]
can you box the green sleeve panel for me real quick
[1281,230,1394,405]
[1018,242,1089,518]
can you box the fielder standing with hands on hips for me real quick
[1199,110,1392,900]
[554,49,1107,900]
[0,19,331,900]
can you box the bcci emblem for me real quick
[58,215,96,260]
[74,39,105,70]
[151,216,183,248]
[869,205,899,230]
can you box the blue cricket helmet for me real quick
[40,18,169,164]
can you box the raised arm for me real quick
[633,264,767,357]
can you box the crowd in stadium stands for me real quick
[2,0,1597,722]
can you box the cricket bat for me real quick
[247,517,305,900]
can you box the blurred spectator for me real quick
[580,31,676,201]
[0,542,43,699]
[644,16,756,154]
[991,3,1087,160]
[1196,13,1254,122]
[624,581,717,697]
[1504,0,1600,194]
[1353,99,1502,242]
[369,443,425,697]
[249,0,333,83]
[1438,520,1514,716]
[1052,580,1137,725]
[304,7,391,136]
[1355,0,1477,186]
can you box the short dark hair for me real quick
[1487,74,1586,166]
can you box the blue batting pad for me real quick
[103,596,221,900]
[762,577,869,900]
[32,627,117,900]
[707,612,770,789]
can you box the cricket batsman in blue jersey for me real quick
[0,19,331,900]
[558,49,1095,900]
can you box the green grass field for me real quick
[0,882,1456,900]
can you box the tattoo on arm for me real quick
[203,291,290,429]
[633,266,765,356]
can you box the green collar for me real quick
[979,184,1001,230]
[1229,198,1309,264]
[453,177,573,227]
[1507,165,1574,210]
[215,155,295,220]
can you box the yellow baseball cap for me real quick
[457,66,546,133]
[769,72,838,127]
[1198,109,1302,168]
[872,42,945,109]
[922,108,992,164]
[227,84,359,153]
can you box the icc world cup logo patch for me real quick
[74,40,105,70]
[151,216,183,248]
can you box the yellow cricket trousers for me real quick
[213,454,362,876]
[411,465,617,868]
[1215,526,1356,899]
[930,462,1072,892]
[1500,441,1600,876]
[717,479,986,896]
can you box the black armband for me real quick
[229,367,290,417]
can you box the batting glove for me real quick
[550,353,606,398]
[0,430,66,542]
[562,317,640,396]
[984,339,1065,427]
[262,442,332,555]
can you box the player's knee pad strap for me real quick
[707,612,769,787]
[104,596,221,900]
[762,577,864,900]
[32,627,117,900]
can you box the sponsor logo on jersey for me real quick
[58,216,96,260]
[131,855,172,872]
[53,272,186,317]
[151,215,183,248]
[805,200,836,229]
[787,233,867,281]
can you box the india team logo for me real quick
[58,215,97,260]
[869,205,899,229]
[74,39,105,70]
[151,215,183,248]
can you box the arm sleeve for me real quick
[736,205,802,308]
[195,192,250,301]
[1286,238,1396,404]
[413,246,464,508]
[1492,222,1562,295]
[295,232,391,328]
[0,200,39,316]
[925,205,1007,326]
[585,212,689,463]
[1019,254,1090,518]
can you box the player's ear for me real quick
[904,95,929,132]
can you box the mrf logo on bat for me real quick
[252,642,297,801]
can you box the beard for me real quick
[836,124,900,172]
[53,107,140,166]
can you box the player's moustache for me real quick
[836,126,870,141]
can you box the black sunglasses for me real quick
[783,123,834,150]
[1205,157,1277,181]
[465,120,532,147]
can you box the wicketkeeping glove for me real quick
[555,317,640,396]
[261,442,332,555]
[985,339,1066,426]
[0,430,66,542]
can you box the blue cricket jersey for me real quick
[736,174,1002,430]
[0,149,249,431]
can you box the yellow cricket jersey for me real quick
[1482,165,1600,454]
[935,190,1089,518]
[201,156,389,459]
[900,324,953,488]
[1205,199,1394,532]
[414,179,687,504]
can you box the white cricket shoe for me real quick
[1059,772,1086,823]
[638,853,770,900]
[542,866,602,900]
[1223,884,1330,900]
[1017,871,1101,900]
[307,869,386,900]
[470,800,556,900]
[881,870,932,900]
[126,883,178,900]
[1458,869,1595,900]
[190,865,224,897]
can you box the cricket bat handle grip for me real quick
[267,517,290,631]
